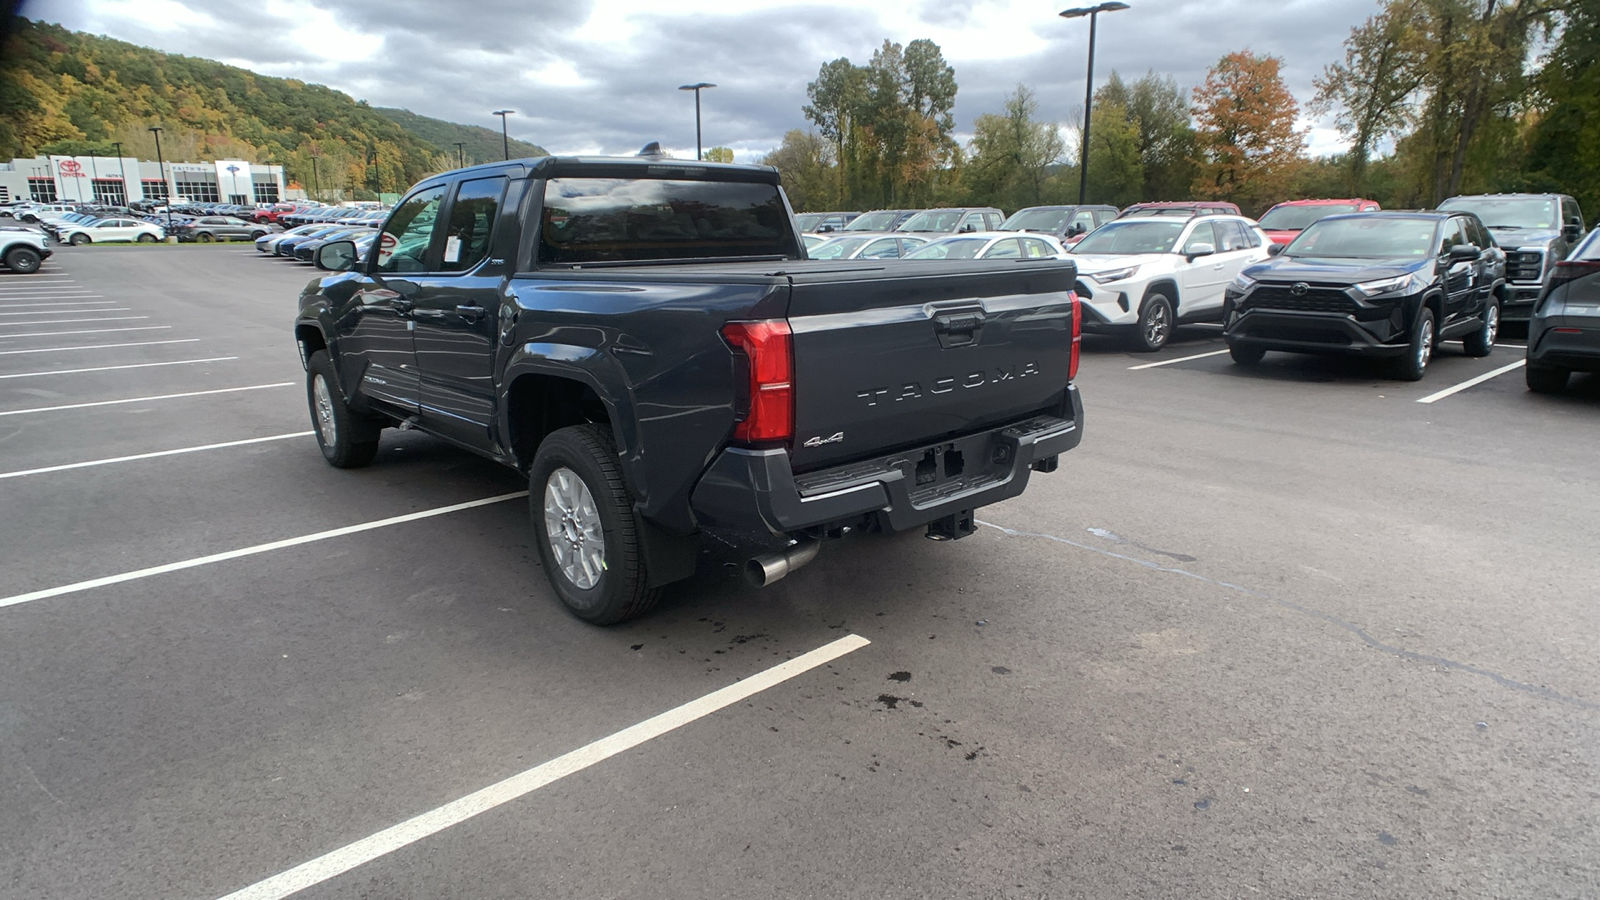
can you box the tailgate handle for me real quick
[933,310,985,347]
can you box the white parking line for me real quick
[1416,359,1526,404]
[0,294,105,301]
[1128,348,1231,370]
[0,356,238,379]
[213,633,872,900]
[0,307,129,316]
[0,325,169,338]
[0,338,199,356]
[0,382,293,418]
[0,300,112,307]
[0,431,312,480]
[0,492,528,610]
[0,316,146,326]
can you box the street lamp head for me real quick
[678,83,716,91]
[493,109,514,116]
[1059,2,1129,17]
[147,125,162,133]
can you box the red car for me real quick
[1256,198,1382,245]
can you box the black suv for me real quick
[1525,228,1600,393]
[1223,211,1506,380]
[1438,193,1586,322]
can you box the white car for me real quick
[903,231,1067,261]
[1069,214,1271,350]
[56,217,165,245]
[807,232,930,260]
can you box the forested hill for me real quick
[374,108,548,167]
[0,18,544,196]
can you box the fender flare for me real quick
[499,343,640,480]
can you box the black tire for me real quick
[68,233,90,246]
[306,350,381,468]
[4,246,41,274]
[250,230,267,240]
[1393,306,1436,382]
[1525,363,1569,394]
[1463,298,1499,357]
[1229,343,1266,366]
[1132,292,1175,352]
[197,232,213,243]
[136,233,157,244]
[529,424,660,625]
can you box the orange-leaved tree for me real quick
[1191,50,1307,215]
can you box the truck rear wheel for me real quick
[306,350,381,468]
[529,424,660,625]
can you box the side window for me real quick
[1214,220,1243,251]
[985,238,1022,258]
[1466,217,1490,249]
[860,238,900,259]
[1439,219,1468,255]
[440,176,506,272]
[1562,198,1582,231]
[984,212,1003,230]
[1182,222,1217,253]
[1021,238,1053,258]
[375,186,446,273]
[958,213,983,232]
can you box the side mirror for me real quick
[1267,243,1285,256]
[316,239,358,272]
[1067,224,1086,237]
[960,223,977,233]
[1448,243,1480,262]
[1564,222,1582,241]
[1184,242,1216,260]
[817,224,835,233]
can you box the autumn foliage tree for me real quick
[1191,51,1306,214]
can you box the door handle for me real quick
[391,297,415,315]
[456,304,486,321]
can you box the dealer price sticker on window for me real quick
[444,235,462,263]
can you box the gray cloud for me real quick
[31,0,1376,160]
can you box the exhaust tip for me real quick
[744,539,821,588]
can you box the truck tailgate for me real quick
[784,260,1077,472]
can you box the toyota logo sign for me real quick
[1291,282,1310,296]
[59,160,84,177]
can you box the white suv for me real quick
[1070,214,1272,350]
[0,226,52,273]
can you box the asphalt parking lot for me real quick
[3,244,1598,900]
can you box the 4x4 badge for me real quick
[1291,282,1310,295]
[804,432,844,448]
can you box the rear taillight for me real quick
[1069,292,1081,381]
[1547,260,1600,292]
[722,319,793,443]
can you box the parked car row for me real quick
[256,222,379,265]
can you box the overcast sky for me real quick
[32,0,1380,162]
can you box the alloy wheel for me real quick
[544,467,605,590]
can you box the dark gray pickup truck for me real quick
[295,154,1083,623]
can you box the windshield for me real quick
[905,237,987,259]
[1285,217,1438,258]
[1071,220,1186,255]
[808,237,872,259]
[793,214,823,232]
[1001,208,1070,232]
[898,209,965,232]
[844,211,901,231]
[1438,197,1557,230]
[540,177,798,264]
[1258,203,1359,231]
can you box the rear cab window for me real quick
[538,177,800,265]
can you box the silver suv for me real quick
[1438,193,1587,322]
[0,226,51,274]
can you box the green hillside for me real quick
[375,107,547,167]
[0,18,542,197]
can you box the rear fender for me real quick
[499,343,638,483]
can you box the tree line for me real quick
[765,1,1597,219]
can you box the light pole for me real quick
[310,153,320,203]
[112,141,130,207]
[453,142,466,168]
[677,82,716,161]
[1060,2,1130,205]
[147,125,173,234]
[493,110,514,160]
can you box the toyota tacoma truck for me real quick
[295,153,1083,624]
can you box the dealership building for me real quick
[0,155,287,206]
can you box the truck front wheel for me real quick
[306,350,381,468]
[529,424,660,624]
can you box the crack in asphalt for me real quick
[977,519,1600,713]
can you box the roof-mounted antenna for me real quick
[636,141,667,158]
